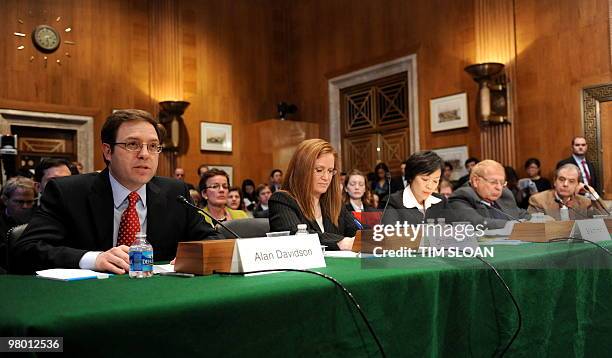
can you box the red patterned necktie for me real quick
[581,160,591,185]
[117,192,141,247]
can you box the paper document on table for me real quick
[36,269,110,281]
[324,251,359,258]
[485,220,517,237]
[153,264,175,274]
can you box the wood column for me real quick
[474,0,517,166]
[148,0,183,177]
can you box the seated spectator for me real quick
[269,169,283,192]
[34,158,72,195]
[241,179,257,212]
[528,164,592,220]
[0,177,37,271]
[199,169,248,226]
[371,162,391,208]
[383,151,454,225]
[72,161,84,174]
[517,158,552,208]
[390,161,407,194]
[227,187,246,211]
[442,161,454,181]
[253,184,272,218]
[439,179,453,198]
[189,189,203,208]
[197,164,209,178]
[504,166,520,205]
[174,167,195,190]
[344,169,379,228]
[453,157,479,190]
[449,160,530,229]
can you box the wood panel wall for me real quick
[285,0,481,173]
[2,0,610,187]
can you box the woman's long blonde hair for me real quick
[282,138,342,226]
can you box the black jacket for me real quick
[11,169,222,273]
[268,191,358,250]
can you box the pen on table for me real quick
[159,272,195,278]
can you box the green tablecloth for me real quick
[1,241,611,357]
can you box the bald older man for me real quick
[448,160,530,229]
[528,164,592,220]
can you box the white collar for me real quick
[402,184,441,212]
[109,171,147,209]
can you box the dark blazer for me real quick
[389,175,406,194]
[382,191,455,225]
[252,204,269,218]
[11,169,222,273]
[448,186,530,229]
[556,156,600,193]
[268,191,358,250]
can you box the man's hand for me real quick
[95,245,130,274]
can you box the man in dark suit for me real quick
[556,136,599,193]
[449,160,530,229]
[389,161,407,194]
[11,109,221,274]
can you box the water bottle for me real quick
[129,233,154,278]
[559,206,570,221]
[295,224,309,236]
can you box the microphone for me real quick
[176,195,242,238]
[584,184,611,216]
[379,172,393,224]
[553,197,589,219]
[479,200,524,222]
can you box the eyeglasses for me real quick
[206,183,229,191]
[477,175,507,187]
[10,199,36,206]
[314,167,338,177]
[112,140,163,154]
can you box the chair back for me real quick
[217,218,270,239]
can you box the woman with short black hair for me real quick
[382,151,453,225]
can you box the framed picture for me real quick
[432,145,469,181]
[201,122,232,152]
[210,165,233,186]
[429,93,469,132]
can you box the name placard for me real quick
[571,219,610,243]
[230,234,326,274]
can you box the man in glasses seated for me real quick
[449,160,530,229]
[1,177,37,272]
[11,109,222,274]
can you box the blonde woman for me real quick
[268,139,357,251]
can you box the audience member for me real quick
[453,157,479,189]
[517,158,552,208]
[34,158,72,195]
[189,188,203,208]
[241,179,257,211]
[253,184,272,218]
[371,162,391,208]
[504,166,520,205]
[72,161,84,174]
[268,139,358,251]
[199,169,248,226]
[383,151,453,225]
[556,136,599,193]
[390,161,407,194]
[439,179,453,198]
[11,109,221,274]
[449,159,530,229]
[197,164,209,178]
[528,164,592,220]
[343,169,374,212]
[442,161,454,181]
[227,187,245,211]
[174,167,195,190]
[0,177,37,270]
[269,169,283,192]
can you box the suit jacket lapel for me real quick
[146,178,164,248]
[88,169,114,250]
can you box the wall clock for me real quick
[32,25,61,53]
